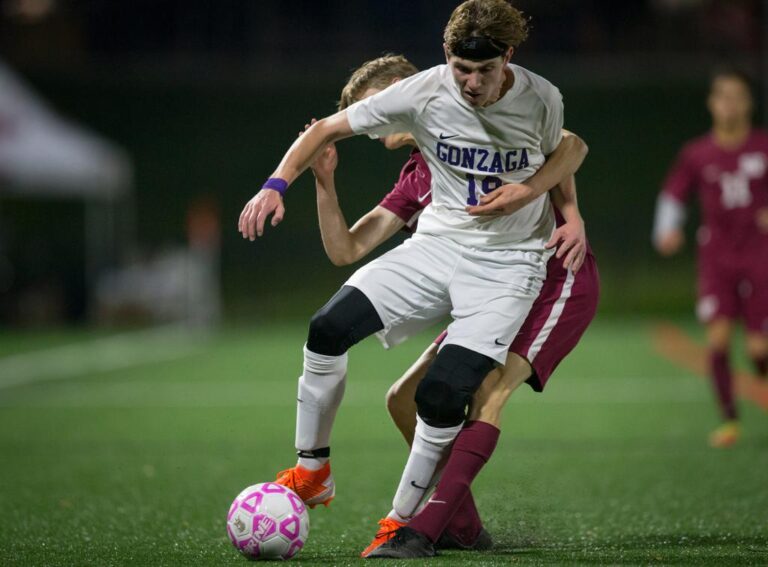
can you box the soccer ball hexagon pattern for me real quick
[227,482,310,560]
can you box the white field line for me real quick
[0,378,707,408]
[0,325,204,390]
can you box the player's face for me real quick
[446,51,510,107]
[359,86,415,150]
[708,77,753,130]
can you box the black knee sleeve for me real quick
[415,344,495,427]
[306,286,383,356]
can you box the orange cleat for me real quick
[275,462,335,509]
[360,517,407,558]
[708,421,740,448]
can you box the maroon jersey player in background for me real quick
[653,68,768,448]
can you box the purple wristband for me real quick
[262,177,288,195]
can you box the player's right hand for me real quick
[546,218,587,272]
[238,189,285,240]
[655,229,684,256]
[466,183,537,216]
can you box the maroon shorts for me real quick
[435,252,600,391]
[697,253,768,333]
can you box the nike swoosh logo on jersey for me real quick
[494,338,506,346]
[410,480,429,490]
[439,133,459,140]
[417,191,431,202]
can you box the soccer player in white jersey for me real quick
[308,54,594,558]
[238,0,584,549]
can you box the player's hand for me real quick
[655,229,684,256]
[465,184,538,216]
[238,189,285,240]
[546,217,587,272]
[301,119,338,181]
[757,207,768,233]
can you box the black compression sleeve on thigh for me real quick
[415,344,495,427]
[306,286,384,356]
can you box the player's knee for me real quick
[415,378,463,426]
[306,286,382,356]
[706,319,732,352]
[415,345,495,427]
[746,335,768,358]
[385,383,413,420]
[307,308,348,356]
[385,383,402,415]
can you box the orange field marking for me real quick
[651,322,768,410]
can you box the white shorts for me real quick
[345,233,548,364]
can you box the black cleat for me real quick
[436,527,493,551]
[365,527,437,559]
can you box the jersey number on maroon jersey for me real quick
[719,172,752,210]
[466,174,503,205]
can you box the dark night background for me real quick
[0,0,764,325]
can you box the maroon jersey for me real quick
[662,129,768,256]
[378,149,431,231]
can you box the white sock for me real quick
[295,344,347,470]
[389,416,462,520]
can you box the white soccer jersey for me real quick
[346,63,563,250]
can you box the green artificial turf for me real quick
[1,319,767,565]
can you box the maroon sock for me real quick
[752,355,767,379]
[443,490,483,546]
[710,350,737,420]
[409,421,499,543]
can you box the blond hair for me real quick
[338,54,419,110]
[444,0,529,54]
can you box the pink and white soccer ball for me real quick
[226,482,310,560]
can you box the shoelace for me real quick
[276,468,301,490]
[375,520,401,539]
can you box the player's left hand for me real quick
[465,184,538,217]
[545,216,587,272]
[238,189,285,240]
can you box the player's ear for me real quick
[443,43,451,63]
[503,47,514,64]
[390,77,401,86]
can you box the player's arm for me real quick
[467,130,588,216]
[546,175,587,271]
[303,120,406,265]
[238,111,355,240]
[316,179,405,266]
[652,146,694,256]
[652,195,686,256]
[240,70,427,240]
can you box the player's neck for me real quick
[484,67,514,107]
[712,123,751,149]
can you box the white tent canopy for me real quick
[0,59,132,199]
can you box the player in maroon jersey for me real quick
[653,68,768,448]
[303,54,599,557]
